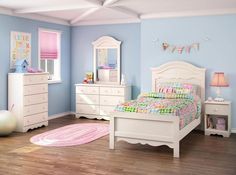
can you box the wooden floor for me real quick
[0,116,236,175]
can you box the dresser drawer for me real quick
[24,93,48,106]
[24,74,48,85]
[76,86,99,95]
[76,94,99,105]
[24,103,48,116]
[76,104,99,115]
[24,112,48,126]
[24,84,48,95]
[100,95,124,106]
[100,105,115,116]
[205,104,229,115]
[100,87,124,96]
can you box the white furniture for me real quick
[98,69,117,82]
[8,73,48,132]
[110,61,206,158]
[93,36,121,84]
[75,84,131,120]
[204,100,231,137]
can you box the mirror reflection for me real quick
[96,48,117,82]
[93,36,121,84]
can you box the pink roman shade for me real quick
[40,31,58,60]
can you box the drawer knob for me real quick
[214,108,218,112]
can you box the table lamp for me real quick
[210,72,229,101]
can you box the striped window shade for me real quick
[40,31,58,60]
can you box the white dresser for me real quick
[8,73,49,132]
[75,84,131,120]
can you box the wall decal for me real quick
[10,31,31,69]
[153,37,210,54]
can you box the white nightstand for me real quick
[204,100,231,137]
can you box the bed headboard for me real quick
[151,61,206,104]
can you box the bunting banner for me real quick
[161,42,200,54]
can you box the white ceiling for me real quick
[0,0,236,26]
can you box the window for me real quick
[38,29,61,83]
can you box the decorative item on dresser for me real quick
[204,100,231,137]
[75,84,131,120]
[8,73,49,132]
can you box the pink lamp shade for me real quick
[210,72,229,87]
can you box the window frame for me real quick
[38,28,62,84]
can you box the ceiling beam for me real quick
[103,0,120,7]
[70,7,100,24]
[84,0,103,6]
[14,3,101,14]
[111,6,140,18]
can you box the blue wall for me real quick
[0,14,71,116]
[1,13,236,129]
[71,23,141,112]
[141,15,236,128]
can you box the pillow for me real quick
[155,82,198,95]
[140,92,194,99]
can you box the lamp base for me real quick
[214,97,225,102]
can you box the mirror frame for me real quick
[92,36,121,84]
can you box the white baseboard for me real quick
[48,111,75,120]
[231,128,236,133]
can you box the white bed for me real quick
[109,61,206,158]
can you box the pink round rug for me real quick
[30,123,109,147]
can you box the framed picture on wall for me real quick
[10,31,31,69]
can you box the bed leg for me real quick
[109,136,115,149]
[173,142,179,158]
[109,116,115,149]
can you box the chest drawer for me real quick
[24,84,48,95]
[24,103,48,116]
[24,93,48,106]
[205,104,229,115]
[76,86,99,95]
[100,87,124,96]
[100,105,115,116]
[24,74,48,85]
[100,95,124,106]
[76,104,99,115]
[24,112,48,126]
[76,94,99,105]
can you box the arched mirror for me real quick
[93,36,121,84]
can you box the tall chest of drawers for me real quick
[75,84,131,120]
[8,73,49,132]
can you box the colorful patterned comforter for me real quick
[115,93,201,130]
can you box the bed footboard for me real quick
[109,112,180,158]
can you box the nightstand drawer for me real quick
[205,104,229,115]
